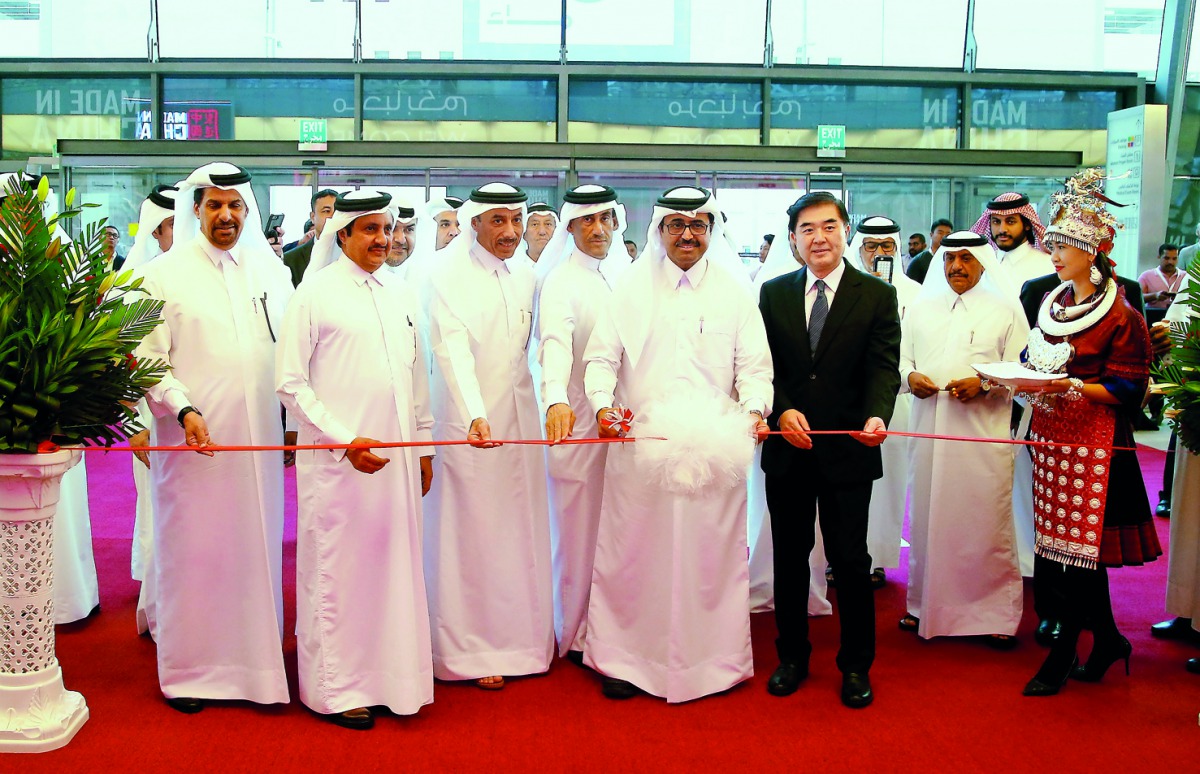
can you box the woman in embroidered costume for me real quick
[1019,168,1161,696]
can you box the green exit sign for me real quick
[299,119,328,151]
[817,124,846,158]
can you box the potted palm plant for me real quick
[0,173,166,752]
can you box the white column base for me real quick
[0,659,89,753]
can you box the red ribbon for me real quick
[78,436,664,453]
[763,429,1139,453]
[72,429,1141,454]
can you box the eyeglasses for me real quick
[861,240,897,254]
[663,220,710,235]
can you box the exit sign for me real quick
[817,124,846,158]
[299,119,328,151]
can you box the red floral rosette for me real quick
[600,405,634,438]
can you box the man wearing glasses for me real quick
[582,186,773,702]
[841,217,921,592]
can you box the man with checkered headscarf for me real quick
[970,192,1054,291]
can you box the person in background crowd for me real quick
[904,218,952,284]
[282,189,338,287]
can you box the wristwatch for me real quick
[979,378,993,394]
[177,406,202,427]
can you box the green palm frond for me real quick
[0,180,166,453]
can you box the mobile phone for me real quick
[264,213,285,239]
[875,255,894,284]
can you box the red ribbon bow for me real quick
[600,406,634,438]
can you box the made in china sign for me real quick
[128,102,234,140]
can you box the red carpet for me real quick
[17,446,1200,772]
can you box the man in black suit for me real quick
[758,192,902,708]
[282,188,337,287]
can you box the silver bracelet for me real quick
[1067,377,1085,400]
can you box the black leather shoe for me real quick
[840,673,873,708]
[601,677,641,699]
[1034,619,1063,646]
[565,650,585,666]
[327,707,374,730]
[1155,498,1171,518]
[165,696,203,714]
[766,662,808,696]
[1150,617,1195,640]
[1187,658,1200,675]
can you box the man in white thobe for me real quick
[277,191,435,730]
[971,192,1050,590]
[1156,275,1200,669]
[429,195,463,251]
[513,202,557,271]
[125,183,180,639]
[536,184,631,662]
[137,162,293,712]
[900,232,1028,643]
[583,186,774,702]
[845,216,922,587]
[423,183,554,690]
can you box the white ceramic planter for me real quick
[0,448,89,753]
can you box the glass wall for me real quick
[363,0,562,61]
[158,1,356,59]
[771,0,967,68]
[362,78,556,142]
[161,77,355,142]
[566,0,767,64]
[974,0,1164,78]
[1,77,150,159]
[569,81,762,144]
[769,84,959,149]
[0,0,150,58]
[968,88,1120,166]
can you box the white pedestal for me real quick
[0,449,89,753]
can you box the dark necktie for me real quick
[809,278,828,352]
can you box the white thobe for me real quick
[867,271,920,570]
[583,254,774,703]
[996,241,1053,577]
[132,399,158,638]
[277,256,435,715]
[137,235,292,703]
[53,463,98,623]
[994,241,1054,293]
[424,242,554,680]
[1164,282,1200,630]
[901,285,1028,638]
[537,248,613,655]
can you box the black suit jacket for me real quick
[282,241,313,288]
[905,250,932,284]
[758,260,902,483]
[1019,273,1145,329]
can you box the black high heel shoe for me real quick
[1070,635,1132,682]
[1023,656,1079,697]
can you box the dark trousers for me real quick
[1033,555,1120,677]
[766,472,875,674]
[1161,431,1177,501]
[1033,555,1118,638]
